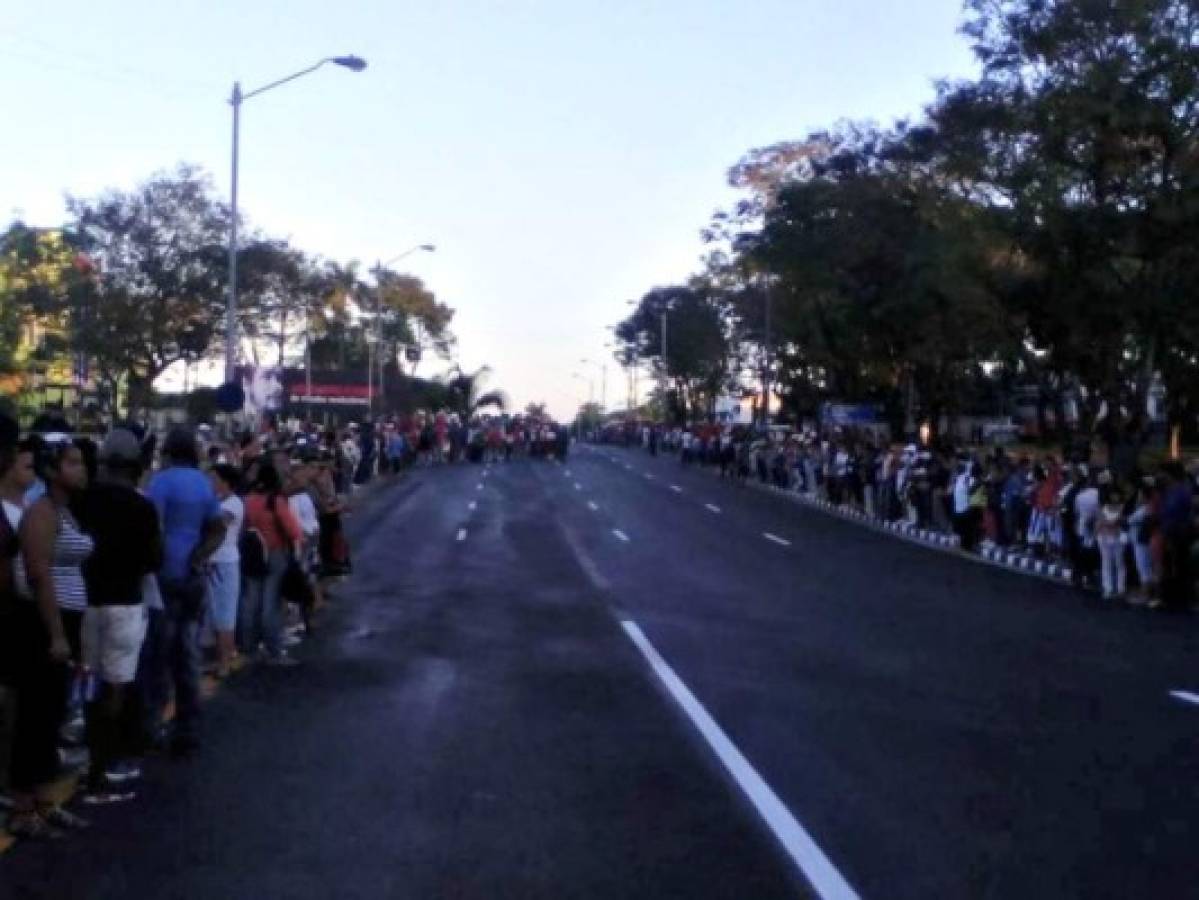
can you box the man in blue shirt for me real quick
[145,427,226,756]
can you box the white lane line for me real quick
[763,532,791,547]
[706,503,722,514]
[670,485,683,494]
[624,464,633,471]
[587,501,599,512]
[574,483,583,491]
[643,473,654,480]
[612,529,630,542]
[476,483,484,491]
[456,528,467,542]
[468,501,477,511]
[1170,690,1199,706]
[620,620,859,900]
[565,469,572,476]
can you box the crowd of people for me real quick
[0,405,574,842]
[340,411,572,473]
[601,421,1199,611]
[0,412,360,842]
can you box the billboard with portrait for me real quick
[239,365,284,417]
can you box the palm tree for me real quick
[442,364,507,418]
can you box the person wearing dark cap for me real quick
[74,429,161,803]
[144,427,226,757]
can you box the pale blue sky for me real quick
[1,0,976,418]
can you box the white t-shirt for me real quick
[3,499,23,532]
[1075,487,1100,540]
[953,471,972,514]
[289,492,320,539]
[212,494,244,564]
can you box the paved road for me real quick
[5,447,1198,899]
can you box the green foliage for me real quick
[630,0,1199,442]
[614,284,730,422]
[66,164,230,414]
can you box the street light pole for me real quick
[580,358,607,410]
[369,243,435,418]
[762,277,773,427]
[223,55,367,385]
[225,81,242,384]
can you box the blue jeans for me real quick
[239,550,288,658]
[143,576,206,743]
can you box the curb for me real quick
[589,446,1078,589]
[745,479,1075,586]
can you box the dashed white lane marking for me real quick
[588,501,599,512]
[612,529,630,542]
[763,532,791,547]
[574,483,583,491]
[706,503,722,514]
[456,528,467,542]
[670,485,683,493]
[476,484,484,491]
[1170,690,1199,706]
[624,464,633,471]
[643,473,654,480]
[468,501,477,511]
[620,620,859,900]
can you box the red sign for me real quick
[290,383,370,399]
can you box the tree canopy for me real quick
[614,0,1199,442]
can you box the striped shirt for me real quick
[14,505,93,612]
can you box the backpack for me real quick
[239,525,269,577]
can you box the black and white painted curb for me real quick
[589,446,1078,588]
[745,474,1075,586]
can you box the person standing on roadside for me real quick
[240,464,303,665]
[9,433,93,837]
[1157,461,1194,611]
[145,428,226,757]
[206,465,244,678]
[0,425,34,821]
[75,430,161,804]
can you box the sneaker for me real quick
[105,762,142,783]
[82,786,136,806]
[57,746,89,776]
[265,653,300,668]
[7,811,65,841]
[42,806,90,831]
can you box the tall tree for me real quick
[615,284,730,422]
[930,0,1199,437]
[66,164,229,414]
[372,269,455,375]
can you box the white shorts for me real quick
[82,604,148,684]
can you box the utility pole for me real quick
[761,279,773,427]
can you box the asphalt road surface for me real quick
[5,445,1198,899]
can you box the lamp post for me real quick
[579,358,607,410]
[368,244,435,417]
[224,54,367,385]
[571,372,594,440]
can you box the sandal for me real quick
[8,811,66,841]
[40,805,90,831]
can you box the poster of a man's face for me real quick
[242,366,284,416]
